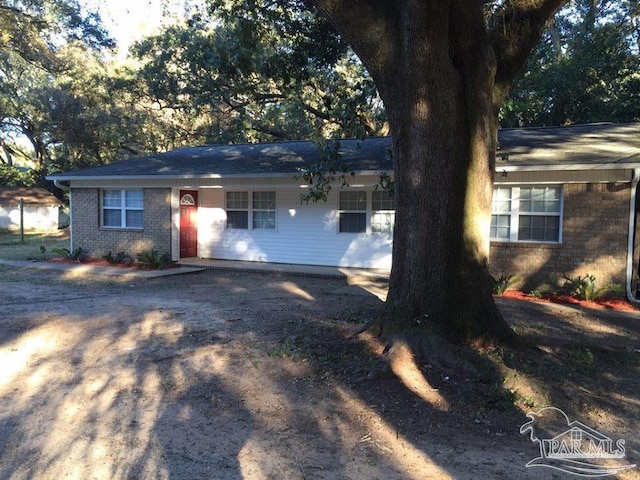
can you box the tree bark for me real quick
[376,2,514,345]
[309,0,567,346]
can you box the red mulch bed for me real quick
[47,257,178,270]
[497,289,637,312]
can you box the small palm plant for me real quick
[136,249,176,270]
[561,274,622,301]
[490,274,516,296]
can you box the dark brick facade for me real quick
[71,188,172,258]
[490,183,630,291]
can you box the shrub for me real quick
[490,274,516,296]
[102,251,133,266]
[51,247,85,262]
[561,273,623,301]
[136,249,175,270]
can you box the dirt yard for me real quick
[0,264,639,479]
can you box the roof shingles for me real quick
[0,187,63,205]
[48,123,640,181]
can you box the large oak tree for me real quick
[305,0,568,345]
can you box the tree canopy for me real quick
[502,0,640,126]
[0,0,116,185]
[1,0,389,189]
[126,2,386,146]
[3,0,639,191]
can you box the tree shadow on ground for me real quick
[0,267,637,479]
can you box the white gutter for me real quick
[626,168,640,303]
[53,179,70,191]
[45,161,640,183]
[497,161,640,172]
[53,179,73,251]
[45,169,395,182]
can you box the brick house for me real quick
[48,123,640,299]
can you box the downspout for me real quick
[53,179,70,192]
[625,168,640,303]
[53,180,73,251]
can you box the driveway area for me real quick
[1,265,638,479]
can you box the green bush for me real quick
[490,274,516,296]
[51,247,85,262]
[561,273,622,301]
[136,249,175,270]
[102,251,133,266]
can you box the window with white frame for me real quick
[371,190,395,234]
[225,191,276,230]
[102,189,143,229]
[226,191,249,229]
[490,187,512,240]
[252,191,276,229]
[491,186,562,242]
[339,191,366,233]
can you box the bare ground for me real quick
[0,265,639,480]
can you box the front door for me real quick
[179,190,198,258]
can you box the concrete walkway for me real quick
[0,259,204,279]
[178,257,391,280]
[0,257,391,281]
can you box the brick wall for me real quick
[490,183,630,292]
[71,188,172,258]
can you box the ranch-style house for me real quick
[48,123,640,299]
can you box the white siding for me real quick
[171,177,393,269]
[71,167,635,269]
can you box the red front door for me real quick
[179,190,198,258]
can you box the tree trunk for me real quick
[22,125,47,170]
[370,3,514,345]
[308,0,566,346]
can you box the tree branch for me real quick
[490,0,568,101]
[305,0,398,84]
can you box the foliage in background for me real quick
[1,0,638,209]
[127,1,387,146]
[0,0,115,177]
[502,0,640,127]
[297,139,354,203]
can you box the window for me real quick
[226,191,249,229]
[102,189,143,229]
[518,187,561,241]
[225,191,276,230]
[371,190,395,234]
[253,191,276,229]
[180,193,195,205]
[490,187,512,240]
[339,191,366,233]
[491,186,562,242]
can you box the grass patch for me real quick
[0,230,70,261]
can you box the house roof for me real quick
[48,123,640,181]
[48,137,393,181]
[497,123,640,171]
[0,187,63,205]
